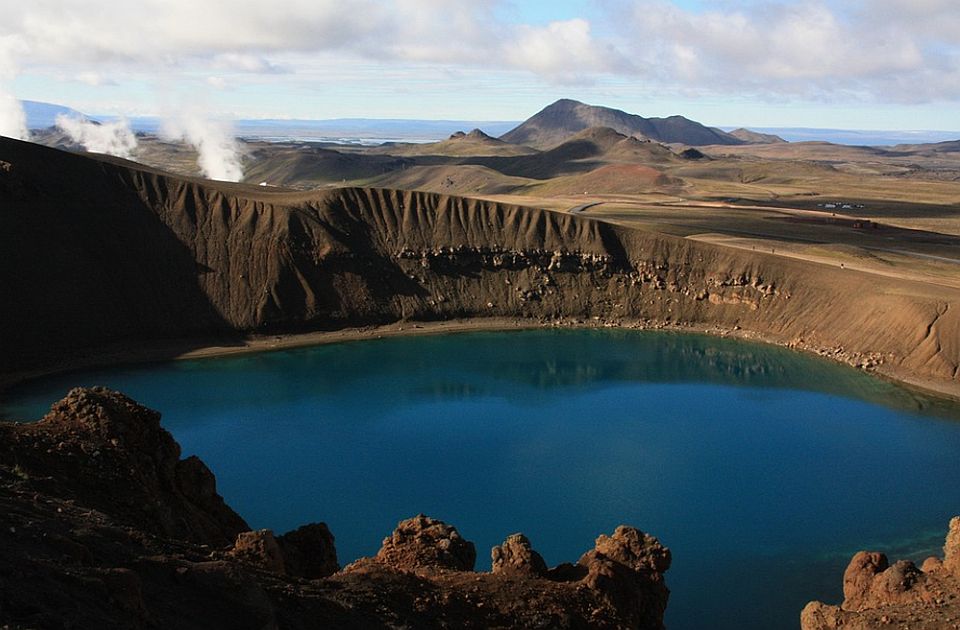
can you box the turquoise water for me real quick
[3,330,960,629]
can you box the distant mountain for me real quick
[21,100,90,129]
[728,128,787,144]
[746,128,960,146]
[500,99,744,149]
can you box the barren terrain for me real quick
[5,98,960,627]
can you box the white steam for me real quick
[0,41,27,140]
[0,91,27,139]
[55,115,137,158]
[161,114,243,182]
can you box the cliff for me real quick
[1,136,958,396]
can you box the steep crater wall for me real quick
[1,137,957,395]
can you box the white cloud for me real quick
[506,19,633,84]
[0,0,619,84]
[212,53,287,74]
[0,0,958,121]
[75,71,115,86]
[618,0,960,102]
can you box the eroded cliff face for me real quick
[0,388,671,629]
[1,136,958,393]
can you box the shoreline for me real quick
[3,316,958,407]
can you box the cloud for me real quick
[506,19,634,84]
[0,0,958,117]
[75,71,116,86]
[0,0,620,84]
[55,115,137,158]
[617,0,960,102]
[212,53,287,74]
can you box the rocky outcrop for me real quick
[0,388,671,629]
[801,518,960,629]
[374,514,477,572]
[226,524,340,578]
[945,516,960,575]
[228,529,287,573]
[577,526,673,629]
[277,522,339,578]
[0,387,247,545]
[491,533,548,577]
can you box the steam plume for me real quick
[161,113,243,182]
[0,91,27,140]
[0,43,27,140]
[55,115,137,158]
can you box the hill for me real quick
[241,143,412,188]
[500,99,744,149]
[728,128,787,144]
[366,163,533,195]
[370,129,536,157]
[529,163,682,196]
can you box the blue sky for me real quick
[1,0,959,131]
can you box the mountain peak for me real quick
[500,100,743,149]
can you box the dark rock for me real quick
[0,387,247,545]
[0,388,674,629]
[277,522,339,578]
[228,530,286,574]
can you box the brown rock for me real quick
[800,601,850,629]
[843,553,931,611]
[229,529,286,574]
[803,517,960,630]
[945,516,960,576]
[874,560,928,605]
[588,525,671,573]
[376,514,476,572]
[491,533,548,577]
[577,526,671,630]
[843,551,889,610]
[277,522,339,578]
[921,556,943,573]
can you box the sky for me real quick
[1,0,960,131]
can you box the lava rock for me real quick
[491,533,548,577]
[376,514,476,572]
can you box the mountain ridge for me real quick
[500,99,745,149]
